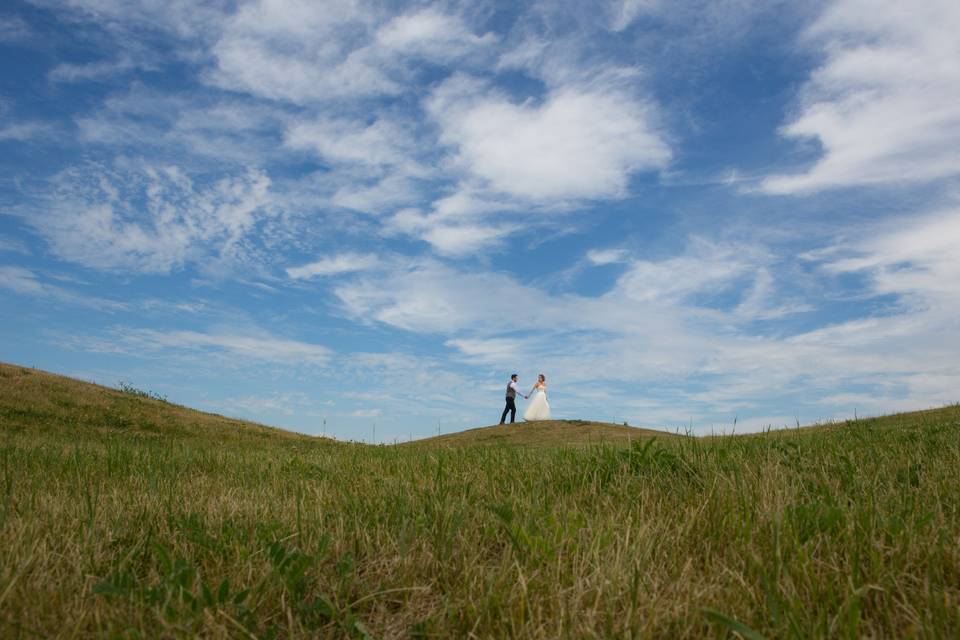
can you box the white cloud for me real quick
[0,15,33,42]
[608,0,659,31]
[283,114,427,213]
[286,253,380,279]
[105,326,332,365]
[222,391,330,418]
[207,0,392,103]
[822,206,960,304]
[614,239,755,304]
[762,0,960,193]
[48,55,148,83]
[0,121,55,141]
[0,236,30,254]
[325,173,419,213]
[74,86,289,166]
[753,205,960,410]
[334,260,559,334]
[0,266,126,310]
[495,36,549,75]
[586,248,629,265]
[375,8,495,58]
[369,69,673,255]
[334,243,763,342]
[445,337,522,360]
[348,408,382,418]
[32,0,224,39]
[208,1,491,104]
[383,191,525,255]
[733,268,813,320]
[420,223,515,256]
[284,116,413,169]
[28,161,272,274]
[426,74,670,201]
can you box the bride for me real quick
[523,374,552,421]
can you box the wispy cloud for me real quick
[282,113,428,214]
[586,248,630,265]
[0,15,33,42]
[286,253,380,280]
[821,205,960,305]
[0,235,30,255]
[762,0,960,193]
[223,391,330,417]
[607,0,660,32]
[49,55,153,83]
[26,161,272,274]
[0,121,56,142]
[75,326,332,366]
[0,266,126,311]
[207,2,493,103]
[375,7,497,58]
[348,408,382,418]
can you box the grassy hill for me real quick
[0,362,313,442]
[1,362,959,638]
[409,419,674,448]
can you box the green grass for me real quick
[407,419,674,449]
[1,362,959,638]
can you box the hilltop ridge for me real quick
[408,419,675,448]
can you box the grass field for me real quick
[1,362,959,638]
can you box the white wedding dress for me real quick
[523,385,552,421]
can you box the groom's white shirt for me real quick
[508,381,521,396]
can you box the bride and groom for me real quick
[499,373,551,424]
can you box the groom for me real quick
[500,373,527,424]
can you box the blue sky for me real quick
[2,0,959,441]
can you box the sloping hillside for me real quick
[408,419,676,448]
[0,362,310,442]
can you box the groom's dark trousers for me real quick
[500,397,516,424]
